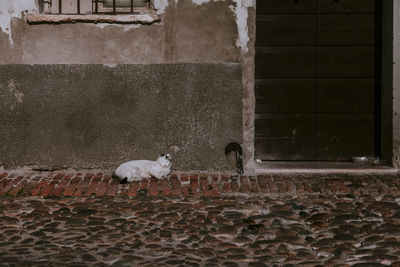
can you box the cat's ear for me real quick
[159,153,165,157]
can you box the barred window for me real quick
[39,0,151,15]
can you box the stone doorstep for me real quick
[0,171,400,198]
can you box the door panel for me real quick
[317,47,376,78]
[317,114,375,160]
[256,47,316,79]
[317,79,375,113]
[256,136,316,160]
[255,0,380,161]
[255,0,316,160]
[318,15,376,45]
[255,113,315,137]
[255,113,315,160]
[317,0,376,14]
[257,0,316,15]
[255,79,315,113]
[256,15,316,46]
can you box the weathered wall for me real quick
[394,0,400,168]
[0,64,242,171]
[0,0,244,64]
[0,0,255,171]
[241,1,255,172]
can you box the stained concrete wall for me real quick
[0,64,242,170]
[0,0,255,171]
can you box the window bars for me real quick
[53,0,149,14]
[56,0,80,14]
[93,0,150,14]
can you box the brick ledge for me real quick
[1,171,400,198]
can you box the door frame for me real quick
[381,0,394,165]
[249,0,395,168]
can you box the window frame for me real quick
[28,0,159,25]
[39,0,153,15]
[95,0,150,14]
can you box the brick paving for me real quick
[1,171,400,198]
[1,171,400,266]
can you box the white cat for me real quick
[113,154,172,183]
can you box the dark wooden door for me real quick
[255,0,380,161]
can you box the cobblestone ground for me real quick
[1,172,400,266]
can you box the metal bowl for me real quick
[352,157,369,163]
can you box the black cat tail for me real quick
[225,142,242,156]
[225,142,244,175]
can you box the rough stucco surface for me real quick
[394,0,400,168]
[0,1,241,64]
[241,4,255,171]
[0,64,242,171]
[0,0,255,172]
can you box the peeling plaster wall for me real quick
[154,0,169,14]
[0,0,256,171]
[0,0,36,44]
[1,0,254,62]
[0,0,245,64]
[230,0,254,54]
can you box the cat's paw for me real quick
[128,177,144,182]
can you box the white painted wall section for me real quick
[174,0,255,54]
[230,0,254,54]
[0,0,37,44]
[154,0,169,14]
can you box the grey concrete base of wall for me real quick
[0,64,242,171]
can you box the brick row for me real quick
[0,172,399,198]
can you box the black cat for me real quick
[225,142,244,174]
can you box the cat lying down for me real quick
[113,154,172,184]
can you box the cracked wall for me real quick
[0,0,256,171]
[1,0,254,62]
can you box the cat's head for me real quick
[157,153,172,168]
